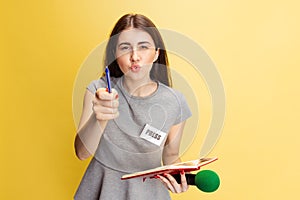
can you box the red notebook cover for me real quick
[121,157,218,180]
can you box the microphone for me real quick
[172,170,220,192]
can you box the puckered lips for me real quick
[130,64,141,73]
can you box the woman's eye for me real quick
[120,46,130,51]
[139,45,149,50]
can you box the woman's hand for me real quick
[156,171,189,193]
[92,88,119,121]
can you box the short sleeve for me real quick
[86,77,107,94]
[174,90,192,124]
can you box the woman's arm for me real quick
[74,88,119,160]
[162,121,186,165]
[158,121,189,193]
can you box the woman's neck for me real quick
[122,77,157,97]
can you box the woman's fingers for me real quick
[156,172,189,193]
[95,88,118,100]
[163,173,183,193]
[93,88,119,120]
[93,98,119,108]
[157,175,176,193]
[179,171,189,192]
[92,103,119,120]
[93,111,120,121]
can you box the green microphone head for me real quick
[195,170,220,192]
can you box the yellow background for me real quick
[1,0,300,199]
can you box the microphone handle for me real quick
[172,173,196,185]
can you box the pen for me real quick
[105,66,112,93]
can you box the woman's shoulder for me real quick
[157,82,192,122]
[157,82,189,109]
[158,82,185,98]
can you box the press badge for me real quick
[140,124,167,146]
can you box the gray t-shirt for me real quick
[75,76,191,200]
[88,76,192,173]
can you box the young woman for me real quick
[74,14,192,200]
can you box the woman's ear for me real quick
[153,48,160,63]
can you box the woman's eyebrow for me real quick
[118,42,131,46]
[137,41,151,45]
[118,41,152,46]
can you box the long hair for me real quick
[104,14,172,87]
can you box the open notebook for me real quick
[121,157,218,180]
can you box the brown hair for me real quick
[104,13,172,87]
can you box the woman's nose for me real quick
[130,49,140,62]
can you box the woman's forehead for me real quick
[117,28,154,45]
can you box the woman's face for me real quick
[115,28,159,81]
